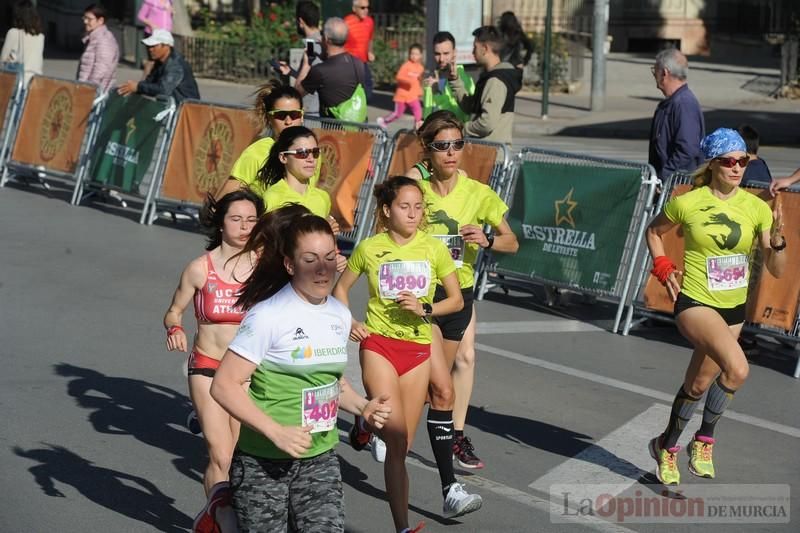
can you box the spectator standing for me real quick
[648,48,705,181]
[138,0,173,35]
[377,44,425,130]
[770,168,800,195]
[451,26,522,146]
[117,29,199,103]
[77,4,120,92]
[498,11,534,70]
[422,31,475,123]
[737,125,772,187]
[0,0,44,87]
[291,1,323,117]
[298,18,366,120]
[343,0,374,99]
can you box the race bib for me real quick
[378,261,431,299]
[706,254,748,291]
[301,381,340,434]
[433,235,465,268]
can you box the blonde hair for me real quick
[692,161,712,189]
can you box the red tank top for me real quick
[194,254,245,324]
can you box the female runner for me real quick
[334,176,470,531]
[163,190,263,530]
[211,204,391,531]
[646,128,785,485]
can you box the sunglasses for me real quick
[715,156,750,168]
[281,147,321,159]
[268,109,303,121]
[427,139,465,152]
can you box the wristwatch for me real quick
[422,303,433,317]
[770,236,787,251]
[485,233,495,249]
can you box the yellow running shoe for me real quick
[688,435,716,478]
[649,437,680,485]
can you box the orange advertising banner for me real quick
[314,129,373,231]
[642,186,800,331]
[10,77,96,174]
[386,132,498,185]
[160,102,260,204]
[0,70,18,136]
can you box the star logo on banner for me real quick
[554,188,578,228]
[124,117,136,144]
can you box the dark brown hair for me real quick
[255,125,317,189]
[12,1,42,35]
[373,175,425,232]
[253,80,303,131]
[235,204,334,310]
[200,190,264,251]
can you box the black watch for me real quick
[770,236,787,251]
[485,233,495,249]
[422,303,433,317]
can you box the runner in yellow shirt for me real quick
[646,128,786,485]
[334,176,478,530]
[215,81,320,200]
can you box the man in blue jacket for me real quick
[648,49,704,181]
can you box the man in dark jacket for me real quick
[648,48,704,180]
[451,26,522,146]
[118,29,199,103]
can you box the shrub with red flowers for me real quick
[196,2,300,58]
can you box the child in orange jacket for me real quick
[377,44,425,129]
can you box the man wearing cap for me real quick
[118,29,199,103]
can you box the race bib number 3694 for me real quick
[706,254,748,291]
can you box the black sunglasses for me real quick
[268,109,304,121]
[281,147,321,159]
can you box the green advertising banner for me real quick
[495,160,642,292]
[89,93,165,194]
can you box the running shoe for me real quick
[443,482,483,518]
[688,435,716,478]
[400,521,426,533]
[452,435,485,469]
[376,117,387,129]
[193,482,232,533]
[349,416,371,451]
[187,410,203,436]
[648,436,680,485]
[370,433,386,463]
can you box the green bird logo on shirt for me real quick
[428,208,459,235]
[702,212,742,250]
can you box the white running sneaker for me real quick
[370,434,386,463]
[376,117,387,129]
[443,482,482,518]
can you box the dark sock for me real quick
[662,385,701,450]
[427,408,457,494]
[455,429,464,439]
[697,377,736,439]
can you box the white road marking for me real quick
[477,320,604,334]
[529,404,700,503]
[476,342,800,439]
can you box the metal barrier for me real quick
[621,173,800,378]
[477,147,659,334]
[303,117,390,246]
[70,93,176,221]
[0,67,24,180]
[0,75,102,190]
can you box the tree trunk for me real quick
[172,0,194,36]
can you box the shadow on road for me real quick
[53,363,203,484]
[13,443,192,532]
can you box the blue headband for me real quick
[700,128,747,160]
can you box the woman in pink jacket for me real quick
[138,0,173,35]
[77,4,119,92]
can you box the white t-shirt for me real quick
[228,282,351,459]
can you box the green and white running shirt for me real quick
[228,283,351,459]
[663,186,772,308]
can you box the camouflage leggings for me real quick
[229,449,344,533]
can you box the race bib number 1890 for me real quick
[378,260,431,299]
[706,254,748,291]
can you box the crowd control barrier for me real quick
[143,99,261,225]
[303,117,390,246]
[0,76,102,189]
[477,147,659,333]
[621,173,800,378]
[0,67,24,178]
[70,93,176,218]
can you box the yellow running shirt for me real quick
[663,186,772,308]
[230,137,321,200]
[419,172,508,288]
[264,179,331,218]
[347,231,456,344]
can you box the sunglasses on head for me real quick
[268,109,303,121]
[715,156,750,168]
[427,139,465,152]
[281,147,320,160]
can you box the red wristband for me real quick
[166,325,184,336]
[650,256,677,285]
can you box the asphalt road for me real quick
[1,183,798,532]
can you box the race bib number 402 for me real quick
[433,235,465,268]
[706,254,748,291]
[302,381,339,433]
[378,260,431,299]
